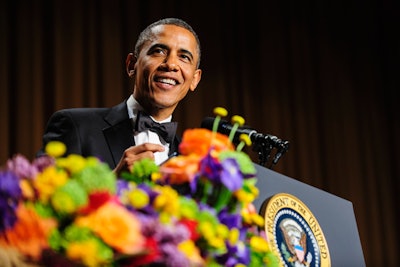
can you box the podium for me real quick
[253,163,365,267]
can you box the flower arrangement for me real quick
[0,108,279,267]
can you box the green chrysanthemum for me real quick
[64,225,96,242]
[179,197,199,219]
[48,228,63,251]
[33,202,56,218]
[73,162,116,194]
[124,158,159,183]
[51,180,88,214]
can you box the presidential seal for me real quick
[260,193,331,267]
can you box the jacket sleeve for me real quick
[37,110,82,157]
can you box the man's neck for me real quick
[127,95,173,122]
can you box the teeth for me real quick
[158,78,176,85]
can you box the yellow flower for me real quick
[198,222,227,251]
[56,154,87,174]
[216,224,229,239]
[235,189,255,204]
[75,202,145,254]
[45,141,66,157]
[33,166,68,203]
[228,228,240,245]
[236,134,252,152]
[151,172,162,182]
[178,240,204,266]
[211,107,228,136]
[158,211,172,224]
[153,186,180,216]
[19,179,35,200]
[208,237,226,251]
[249,184,259,198]
[231,115,245,126]
[252,213,265,227]
[198,221,214,240]
[235,184,259,204]
[66,240,108,267]
[240,203,264,227]
[213,107,228,117]
[226,115,245,142]
[250,236,270,253]
[128,188,150,209]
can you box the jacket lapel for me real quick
[169,135,181,156]
[102,101,134,167]
[102,100,182,167]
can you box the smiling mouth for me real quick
[155,77,178,86]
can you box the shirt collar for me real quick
[126,95,172,123]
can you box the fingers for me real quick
[127,143,165,155]
[123,143,165,163]
[113,143,165,175]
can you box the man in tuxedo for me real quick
[38,18,202,175]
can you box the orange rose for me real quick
[160,154,201,184]
[75,202,145,254]
[179,129,234,157]
[0,204,57,260]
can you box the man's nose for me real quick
[161,55,179,71]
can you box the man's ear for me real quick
[189,69,202,91]
[126,53,136,77]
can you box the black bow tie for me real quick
[135,111,177,143]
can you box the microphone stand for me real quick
[200,116,290,169]
[251,133,290,169]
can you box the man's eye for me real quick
[152,48,165,55]
[180,54,191,62]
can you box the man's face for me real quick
[132,24,202,119]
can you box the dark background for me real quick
[1,0,398,265]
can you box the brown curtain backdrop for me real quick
[1,0,398,265]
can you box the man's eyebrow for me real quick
[149,43,168,51]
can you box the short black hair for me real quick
[134,18,201,68]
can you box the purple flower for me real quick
[137,222,191,267]
[116,181,159,215]
[153,222,190,245]
[189,173,200,193]
[159,243,190,267]
[138,215,160,237]
[0,170,22,231]
[199,153,222,182]
[220,158,243,191]
[221,242,251,266]
[32,155,55,172]
[0,170,22,199]
[215,239,251,267]
[218,208,242,229]
[6,154,38,180]
[116,179,130,196]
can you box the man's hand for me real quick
[113,143,165,175]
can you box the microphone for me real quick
[201,117,280,145]
[201,117,289,166]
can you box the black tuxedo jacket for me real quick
[38,100,181,169]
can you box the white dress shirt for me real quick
[126,95,171,165]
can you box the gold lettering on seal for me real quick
[261,193,331,266]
